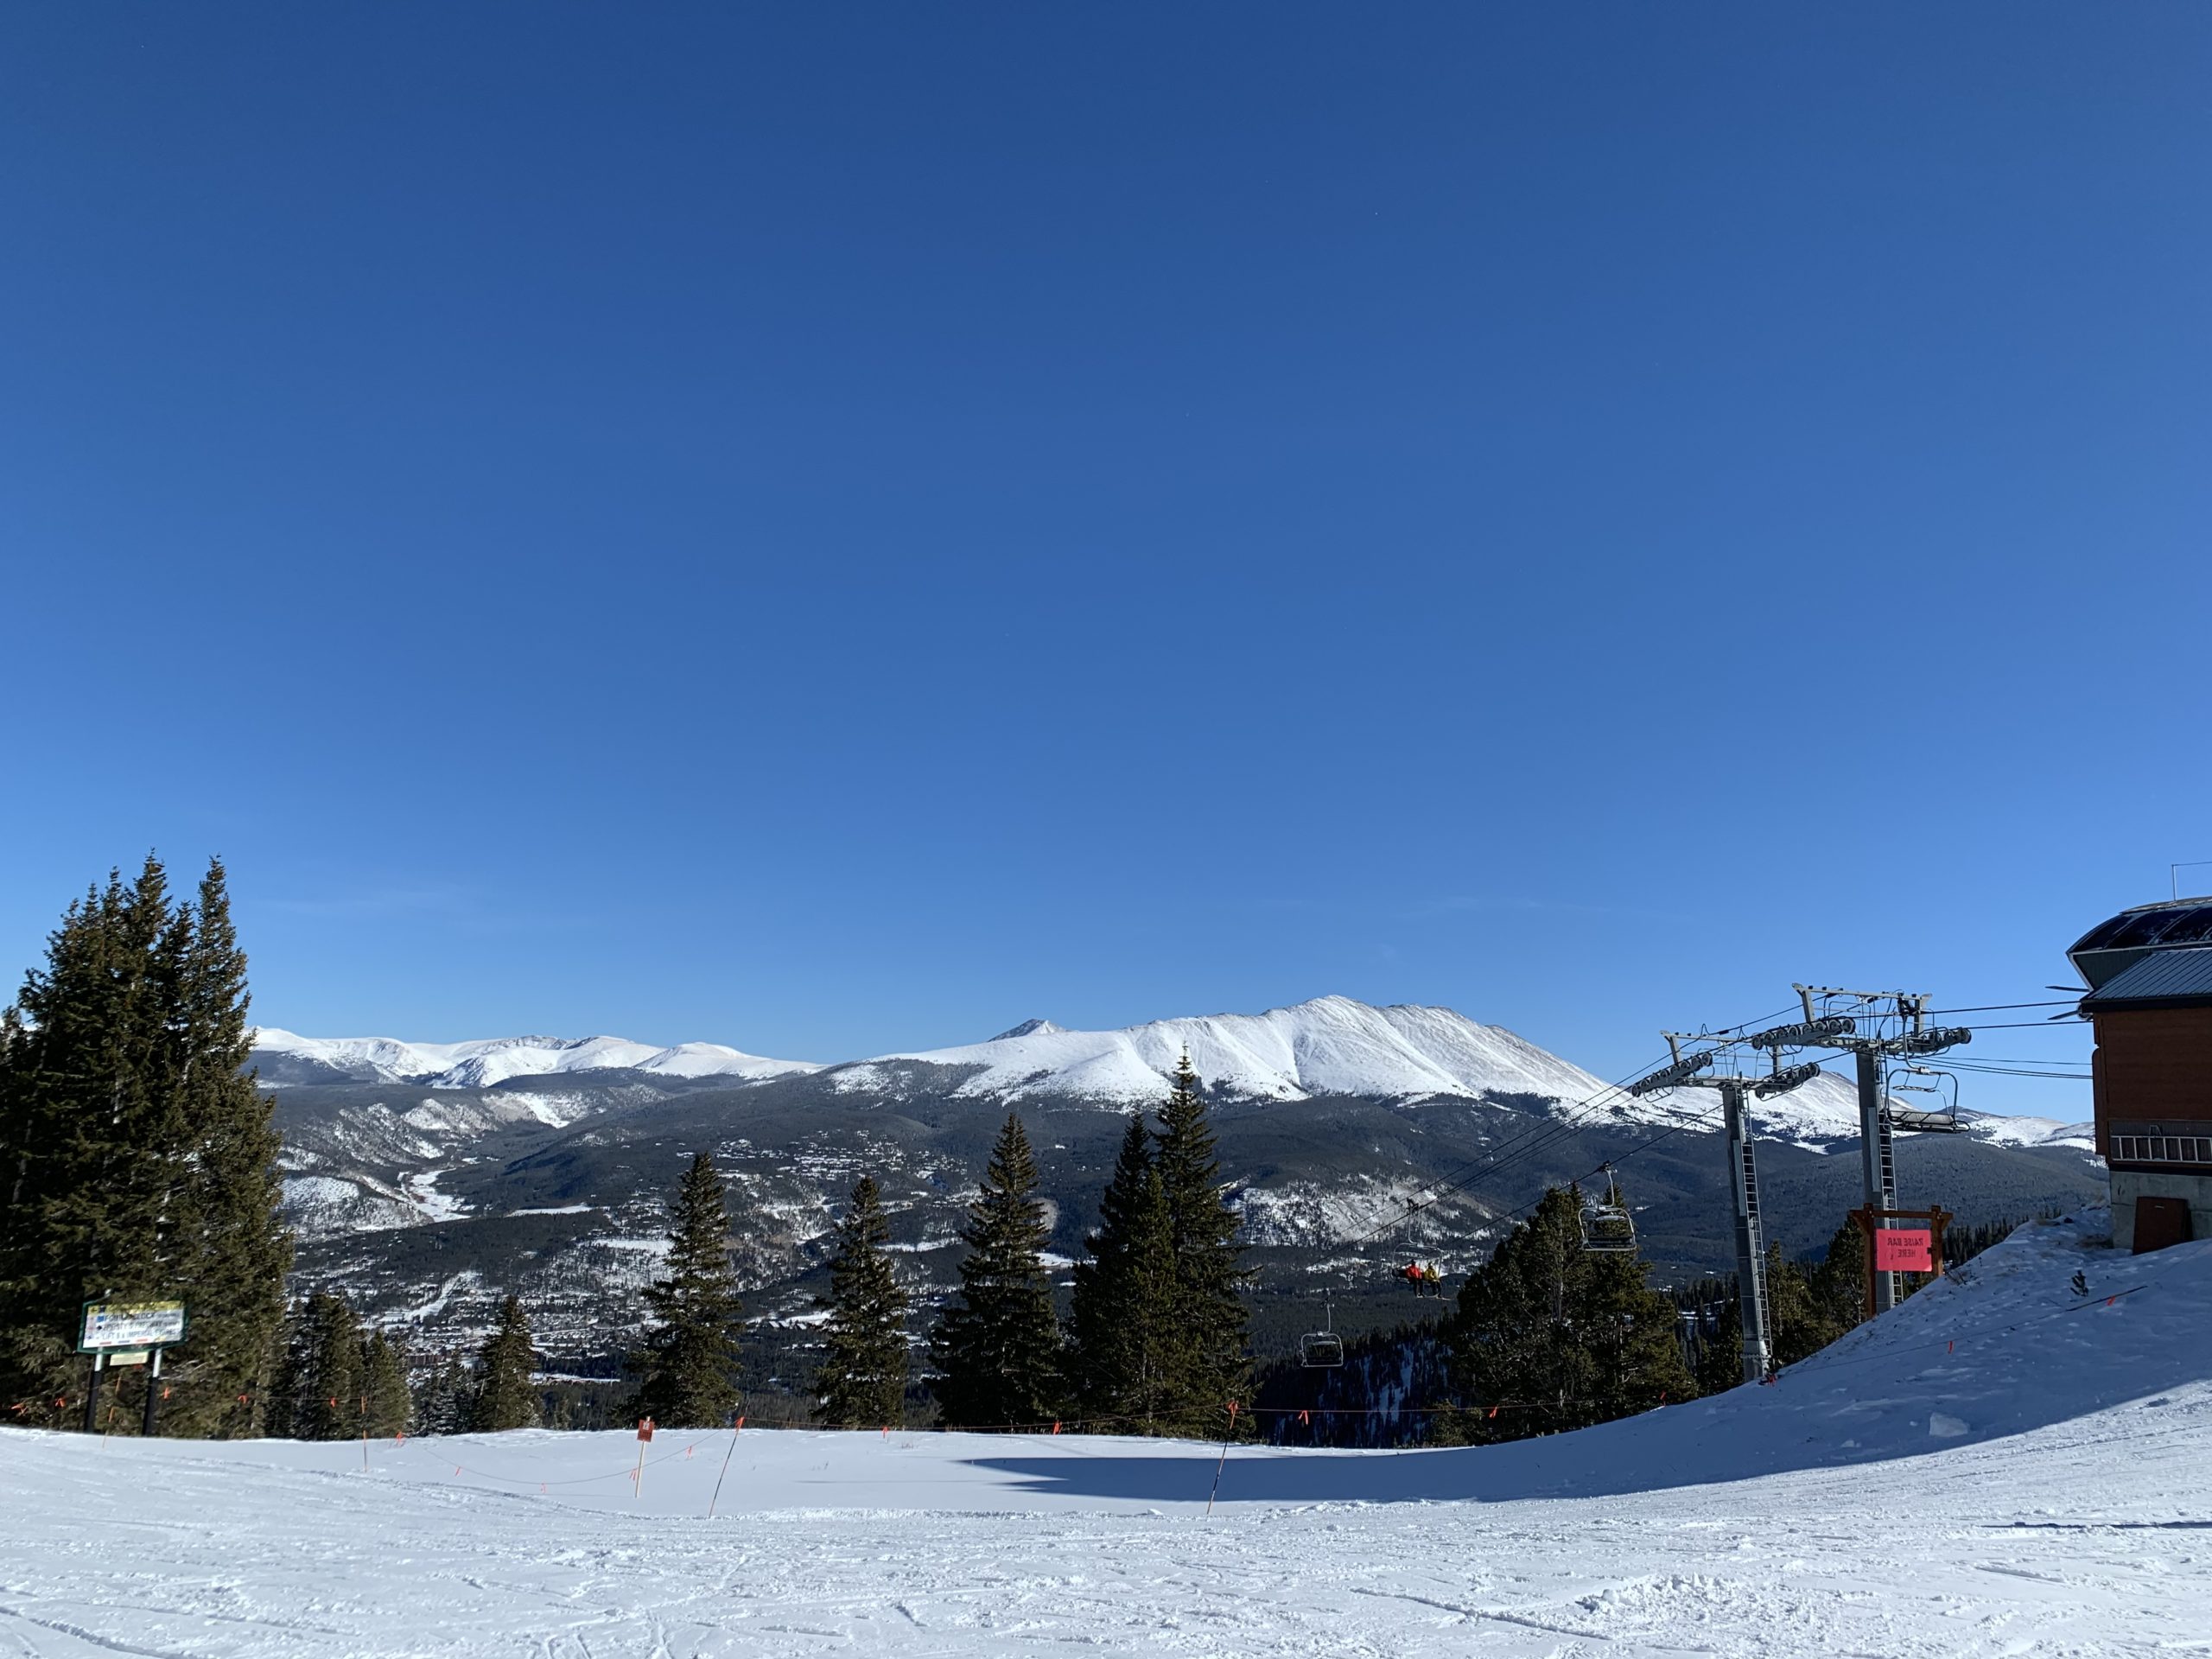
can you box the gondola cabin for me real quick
[2070,898,2212,1252]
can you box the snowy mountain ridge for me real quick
[250,1029,822,1090]
[252,995,2089,1150]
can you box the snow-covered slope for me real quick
[251,1028,821,1089]
[4,1212,2200,1656]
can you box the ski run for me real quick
[4,1211,2207,1656]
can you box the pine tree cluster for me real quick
[817,1056,1252,1438]
[266,1292,410,1440]
[1446,1180,1694,1442]
[0,857,293,1435]
[1065,1054,1251,1435]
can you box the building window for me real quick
[2112,1134,2212,1166]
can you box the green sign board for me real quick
[78,1300,187,1352]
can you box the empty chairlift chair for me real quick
[1300,1300,1344,1368]
[1886,1065,1962,1134]
[1579,1168,1637,1253]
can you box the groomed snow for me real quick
[4,1214,2206,1655]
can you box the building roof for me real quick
[2067,899,2212,990]
[2081,945,2212,1012]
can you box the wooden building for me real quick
[2070,899,2212,1252]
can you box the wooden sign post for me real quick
[1848,1205,1952,1319]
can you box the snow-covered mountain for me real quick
[252,995,2074,1150]
[250,1029,821,1090]
[841,995,1611,1106]
[259,995,2106,1363]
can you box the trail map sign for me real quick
[79,1300,187,1353]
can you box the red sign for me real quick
[1874,1228,1934,1272]
[636,1417,655,1443]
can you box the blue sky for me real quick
[3,6,2207,1112]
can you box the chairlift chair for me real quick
[1579,1166,1638,1253]
[1885,1065,1961,1134]
[1300,1299,1345,1369]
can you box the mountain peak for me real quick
[990,1018,1065,1040]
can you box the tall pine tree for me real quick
[359,1328,411,1439]
[1150,1052,1251,1431]
[165,861,293,1435]
[625,1152,746,1427]
[813,1175,909,1427]
[469,1295,542,1432]
[1068,1115,1164,1423]
[929,1115,1063,1427]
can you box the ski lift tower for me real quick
[1764,989,1971,1313]
[1630,1039,1822,1384]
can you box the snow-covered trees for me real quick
[814,1175,910,1426]
[625,1152,746,1427]
[0,857,291,1436]
[929,1114,1063,1427]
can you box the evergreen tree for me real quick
[359,1328,411,1438]
[412,1350,474,1435]
[468,1295,541,1432]
[1150,1052,1251,1430]
[1807,1213,1869,1335]
[1068,1115,1174,1424]
[0,862,174,1409]
[929,1114,1064,1427]
[163,861,293,1435]
[301,1291,365,1440]
[0,858,291,1435]
[1691,1299,1745,1395]
[1448,1180,1693,1440]
[812,1176,909,1427]
[625,1152,746,1427]
[1692,1215,1874,1389]
[264,1298,316,1440]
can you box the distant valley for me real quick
[258,997,2105,1374]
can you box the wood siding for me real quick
[2092,1007,2212,1159]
